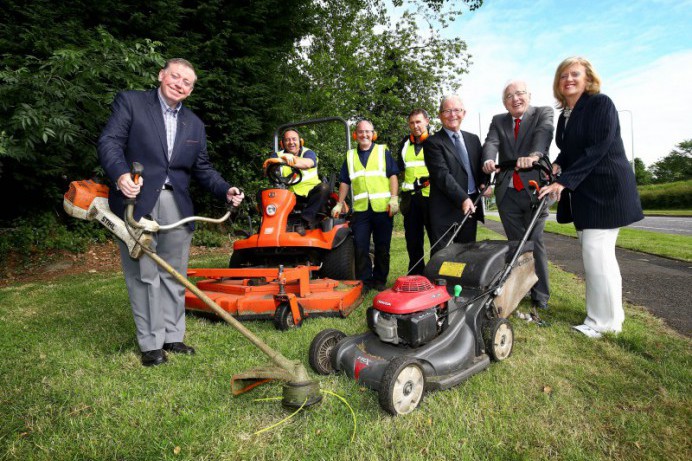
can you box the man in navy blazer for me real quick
[482,80,554,310]
[98,58,244,366]
[423,94,489,252]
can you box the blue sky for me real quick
[437,0,692,165]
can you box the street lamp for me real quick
[618,109,635,172]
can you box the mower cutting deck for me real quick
[185,266,363,330]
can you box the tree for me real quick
[278,0,480,173]
[650,140,692,184]
[634,158,653,185]
[0,28,163,219]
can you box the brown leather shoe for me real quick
[163,342,196,355]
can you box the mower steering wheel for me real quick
[265,161,303,187]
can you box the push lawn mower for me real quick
[309,159,555,415]
[230,117,356,281]
[63,165,322,409]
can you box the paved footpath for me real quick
[483,220,692,337]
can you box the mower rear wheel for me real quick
[379,357,426,416]
[308,329,346,375]
[319,235,355,280]
[484,318,514,361]
[273,303,303,331]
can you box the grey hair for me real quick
[438,94,463,112]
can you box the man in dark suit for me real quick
[482,80,554,310]
[98,58,244,366]
[423,95,488,252]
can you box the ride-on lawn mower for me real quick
[229,117,355,281]
[182,117,364,330]
[63,165,323,408]
[309,160,555,415]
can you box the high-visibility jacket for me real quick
[279,147,320,196]
[400,140,430,197]
[347,144,391,212]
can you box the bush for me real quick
[0,211,110,262]
[637,180,692,209]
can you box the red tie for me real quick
[512,118,524,191]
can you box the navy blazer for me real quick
[98,89,230,223]
[481,105,554,206]
[423,129,487,239]
[555,93,643,229]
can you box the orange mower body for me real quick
[185,266,363,330]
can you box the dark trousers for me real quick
[351,208,393,286]
[297,182,331,226]
[430,193,479,255]
[498,188,550,303]
[403,193,432,275]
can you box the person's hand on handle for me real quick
[226,187,245,207]
[331,201,343,218]
[462,197,476,215]
[482,159,497,175]
[117,173,142,199]
[538,182,565,201]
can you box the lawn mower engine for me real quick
[367,276,451,347]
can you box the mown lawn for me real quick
[1,226,690,461]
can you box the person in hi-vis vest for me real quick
[397,108,433,275]
[271,129,330,231]
[332,120,400,292]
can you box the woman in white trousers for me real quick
[539,57,643,337]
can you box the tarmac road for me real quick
[483,219,692,337]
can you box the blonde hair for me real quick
[552,56,601,109]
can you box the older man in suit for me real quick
[98,58,244,366]
[423,95,488,252]
[482,80,554,310]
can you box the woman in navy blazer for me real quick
[539,57,643,337]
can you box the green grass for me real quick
[485,215,692,263]
[643,209,692,217]
[541,221,692,263]
[1,229,690,461]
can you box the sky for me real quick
[433,0,692,166]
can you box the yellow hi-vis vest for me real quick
[279,147,320,197]
[400,140,430,197]
[347,144,391,212]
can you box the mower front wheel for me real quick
[308,329,346,375]
[484,318,514,361]
[378,357,426,416]
[273,303,303,331]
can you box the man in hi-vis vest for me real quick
[273,128,330,231]
[397,108,432,275]
[332,120,400,292]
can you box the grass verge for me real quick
[485,215,692,263]
[1,228,690,461]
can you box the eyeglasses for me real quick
[504,90,527,100]
[440,108,465,115]
[166,71,194,89]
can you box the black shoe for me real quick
[532,301,549,310]
[294,224,306,236]
[163,342,196,355]
[141,349,167,367]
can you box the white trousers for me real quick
[577,228,624,333]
